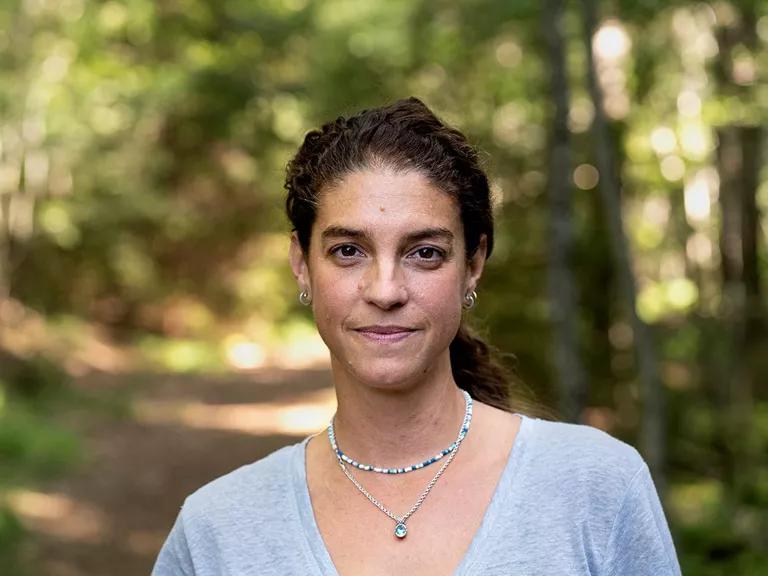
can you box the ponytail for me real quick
[450,322,558,420]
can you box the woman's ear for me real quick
[289,233,310,293]
[465,234,488,294]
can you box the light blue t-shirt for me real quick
[153,413,682,575]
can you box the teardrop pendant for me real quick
[394,523,407,539]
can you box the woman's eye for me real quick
[332,245,362,258]
[410,247,444,262]
[417,247,436,259]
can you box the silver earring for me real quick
[299,290,312,306]
[463,289,477,310]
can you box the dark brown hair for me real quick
[285,97,548,416]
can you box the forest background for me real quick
[0,0,767,574]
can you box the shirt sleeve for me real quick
[599,462,682,576]
[152,506,196,576]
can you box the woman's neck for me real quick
[329,359,467,468]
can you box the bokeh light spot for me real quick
[573,164,599,190]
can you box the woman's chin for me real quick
[330,347,451,392]
[344,361,426,392]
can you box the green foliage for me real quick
[679,518,768,576]
[0,372,80,575]
[0,394,81,488]
[0,505,26,576]
[0,354,68,400]
[137,335,225,373]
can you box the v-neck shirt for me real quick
[152,414,681,575]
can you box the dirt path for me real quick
[16,367,335,576]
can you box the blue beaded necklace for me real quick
[326,390,473,475]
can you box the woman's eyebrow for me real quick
[405,228,454,244]
[320,226,368,241]
[320,226,454,244]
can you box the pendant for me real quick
[394,522,407,539]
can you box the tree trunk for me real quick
[739,126,763,337]
[543,0,587,423]
[579,0,666,493]
[712,2,763,503]
[715,125,759,498]
[0,193,10,302]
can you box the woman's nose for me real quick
[359,259,408,310]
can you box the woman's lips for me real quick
[354,326,417,343]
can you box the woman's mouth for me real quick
[354,325,417,343]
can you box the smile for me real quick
[353,326,418,343]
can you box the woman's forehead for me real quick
[315,169,461,229]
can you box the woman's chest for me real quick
[307,461,502,576]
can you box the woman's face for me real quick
[290,167,486,390]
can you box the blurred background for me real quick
[0,0,766,574]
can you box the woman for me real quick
[153,98,682,575]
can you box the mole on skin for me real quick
[379,206,385,212]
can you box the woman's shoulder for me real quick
[180,439,306,522]
[154,440,315,569]
[520,415,646,491]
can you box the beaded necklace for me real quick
[328,390,473,539]
[327,390,473,474]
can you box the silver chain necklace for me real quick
[331,392,471,540]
